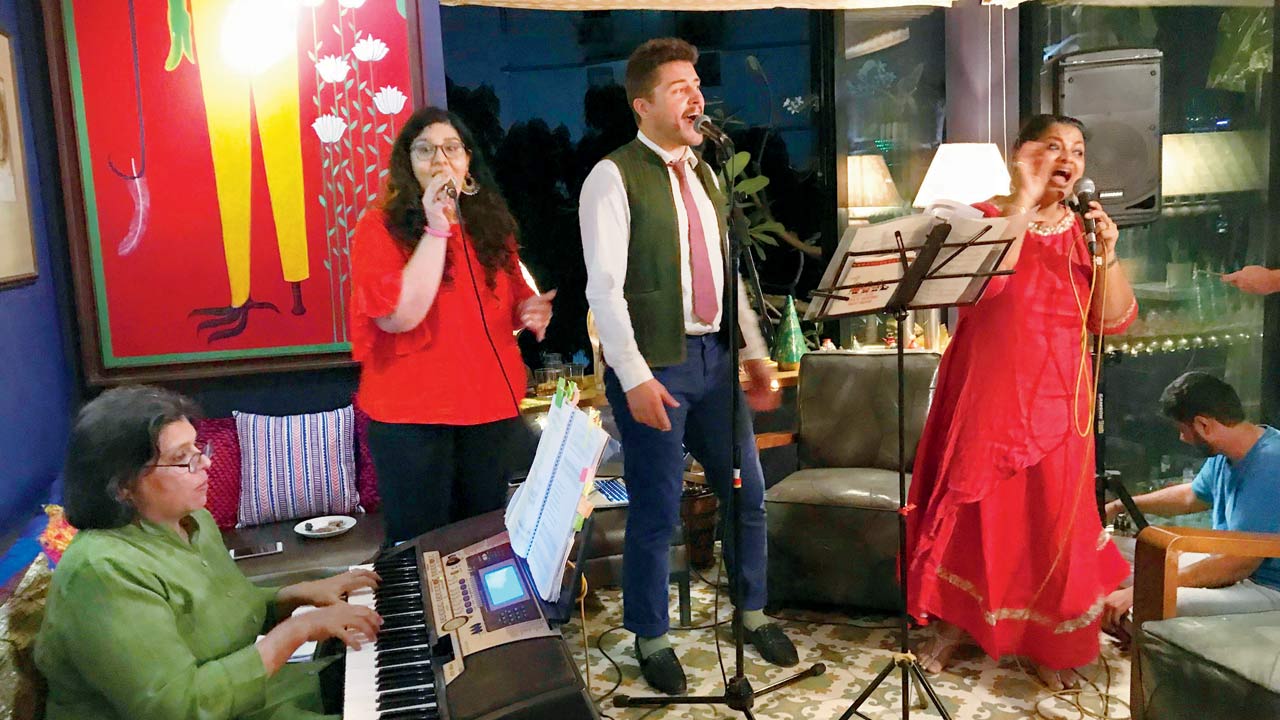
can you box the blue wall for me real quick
[0,0,78,532]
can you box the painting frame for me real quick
[0,28,39,291]
[40,0,426,385]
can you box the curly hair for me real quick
[380,107,518,289]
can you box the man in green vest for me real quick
[579,37,797,695]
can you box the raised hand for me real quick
[1083,201,1120,257]
[1008,140,1053,209]
[421,173,458,233]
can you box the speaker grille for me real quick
[1054,49,1162,226]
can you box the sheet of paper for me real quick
[506,395,611,602]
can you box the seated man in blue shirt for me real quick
[1102,371,1280,638]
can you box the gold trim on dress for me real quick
[936,566,1108,635]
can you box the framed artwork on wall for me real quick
[41,0,425,384]
[0,29,38,290]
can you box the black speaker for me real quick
[1050,49,1163,227]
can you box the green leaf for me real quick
[734,176,769,195]
[754,220,786,235]
[318,195,327,208]
[726,151,751,179]
[376,123,388,133]
[332,24,341,35]
[344,78,354,91]
[323,259,331,269]
[366,163,378,173]
[363,123,373,133]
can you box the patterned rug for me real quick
[560,571,1133,720]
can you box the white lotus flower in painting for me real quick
[352,36,389,62]
[373,86,408,115]
[316,55,351,84]
[312,114,345,144]
[338,0,367,8]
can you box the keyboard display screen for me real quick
[481,562,525,608]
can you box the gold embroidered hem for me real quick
[936,566,1108,635]
[1100,297,1139,333]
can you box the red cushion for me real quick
[194,418,241,529]
[353,404,381,511]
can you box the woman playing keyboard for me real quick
[36,386,383,719]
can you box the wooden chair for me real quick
[1131,525,1280,719]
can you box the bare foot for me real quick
[917,622,966,674]
[1033,664,1082,691]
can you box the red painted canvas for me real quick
[57,0,418,376]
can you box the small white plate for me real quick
[294,515,357,538]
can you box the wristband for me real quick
[424,225,450,239]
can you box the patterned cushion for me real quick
[235,406,360,527]
[194,417,242,529]
[352,403,381,511]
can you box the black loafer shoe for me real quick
[635,640,687,695]
[747,623,799,667]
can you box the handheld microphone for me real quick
[443,179,459,199]
[693,114,731,147]
[1074,177,1099,256]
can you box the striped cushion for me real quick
[234,406,359,527]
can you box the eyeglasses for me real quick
[148,442,213,474]
[410,141,468,162]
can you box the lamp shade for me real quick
[845,154,903,216]
[1162,131,1268,196]
[912,143,1011,208]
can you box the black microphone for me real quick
[1074,177,1099,256]
[694,114,731,147]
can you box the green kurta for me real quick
[35,509,337,720]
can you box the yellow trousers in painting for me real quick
[190,0,309,308]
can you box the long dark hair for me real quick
[64,386,201,530]
[1014,113,1087,149]
[381,107,517,289]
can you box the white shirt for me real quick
[579,131,769,392]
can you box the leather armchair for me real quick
[760,351,939,613]
[1132,525,1280,719]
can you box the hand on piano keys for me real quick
[344,556,443,719]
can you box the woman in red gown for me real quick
[906,115,1139,689]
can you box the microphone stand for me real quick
[613,130,825,718]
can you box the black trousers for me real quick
[367,417,526,544]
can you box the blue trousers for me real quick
[604,334,769,637]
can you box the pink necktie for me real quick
[669,159,718,324]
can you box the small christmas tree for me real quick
[773,296,808,370]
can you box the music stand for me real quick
[807,210,1022,720]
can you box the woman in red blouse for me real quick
[906,115,1139,689]
[350,107,555,543]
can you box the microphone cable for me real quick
[450,190,525,421]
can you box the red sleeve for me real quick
[507,240,535,332]
[1088,296,1139,336]
[348,210,431,361]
